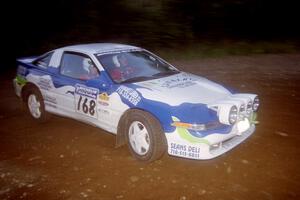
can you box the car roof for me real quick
[58,43,141,54]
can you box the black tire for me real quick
[24,86,49,122]
[125,110,166,162]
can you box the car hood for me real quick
[134,72,231,106]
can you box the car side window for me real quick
[33,52,53,68]
[60,52,100,80]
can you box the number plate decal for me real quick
[75,84,99,118]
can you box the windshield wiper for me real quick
[152,70,180,77]
[122,76,154,83]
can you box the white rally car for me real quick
[13,43,259,162]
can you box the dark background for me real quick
[2,0,300,70]
[1,2,300,199]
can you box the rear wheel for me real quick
[24,87,49,122]
[125,110,166,162]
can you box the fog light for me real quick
[253,96,259,112]
[229,106,238,124]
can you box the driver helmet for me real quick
[112,55,121,68]
[113,54,128,68]
[83,58,92,73]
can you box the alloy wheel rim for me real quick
[28,94,41,119]
[128,121,150,155]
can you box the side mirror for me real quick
[86,78,109,91]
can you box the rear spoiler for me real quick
[16,56,38,64]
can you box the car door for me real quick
[51,51,101,122]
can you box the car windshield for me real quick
[95,50,179,83]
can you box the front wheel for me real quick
[125,110,166,162]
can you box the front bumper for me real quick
[166,122,256,160]
[209,125,255,159]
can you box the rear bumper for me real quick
[13,78,22,97]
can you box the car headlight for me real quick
[252,96,259,112]
[218,104,239,125]
[239,104,245,112]
[246,101,253,114]
[247,101,252,110]
[229,105,238,124]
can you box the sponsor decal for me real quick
[170,143,201,159]
[95,48,139,56]
[116,86,141,106]
[161,75,197,89]
[98,101,109,106]
[37,77,53,91]
[98,108,110,115]
[75,84,99,118]
[66,91,75,96]
[44,95,57,105]
[168,116,211,159]
[99,92,109,101]
[75,84,98,99]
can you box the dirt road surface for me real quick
[1,54,300,200]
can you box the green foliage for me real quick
[155,40,299,60]
[13,0,300,58]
